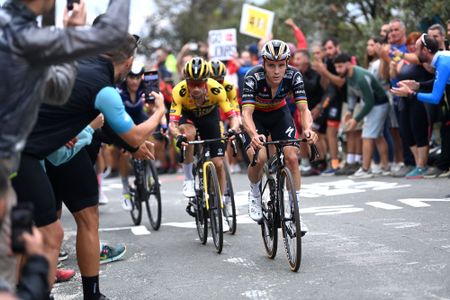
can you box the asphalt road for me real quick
[54,172,450,300]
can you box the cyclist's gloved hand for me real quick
[225,129,236,138]
[176,134,188,149]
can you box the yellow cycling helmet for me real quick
[208,59,226,79]
[183,57,209,80]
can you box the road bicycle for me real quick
[252,138,319,271]
[181,134,237,253]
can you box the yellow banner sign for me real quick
[239,4,275,39]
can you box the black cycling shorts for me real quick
[45,148,98,214]
[179,106,225,158]
[242,106,297,149]
[12,153,58,227]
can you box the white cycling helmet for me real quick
[261,39,291,61]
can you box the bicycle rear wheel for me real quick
[279,167,302,272]
[260,166,278,259]
[223,162,237,234]
[144,161,162,230]
[205,162,223,253]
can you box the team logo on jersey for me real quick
[211,87,221,95]
[293,73,303,86]
[245,77,256,89]
[179,87,187,97]
[285,126,295,138]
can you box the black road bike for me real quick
[252,139,319,271]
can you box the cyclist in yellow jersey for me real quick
[208,59,243,173]
[208,59,241,120]
[169,57,240,209]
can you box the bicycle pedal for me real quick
[185,203,196,217]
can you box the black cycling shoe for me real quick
[185,202,196,217]
[98,294,110,300]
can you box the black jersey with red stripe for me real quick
[241,65,307,112]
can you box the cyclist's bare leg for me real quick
[246,147,267,184]
[211,157,225,195]
[179,124,196,164]
[284,146,301,190]
[73,206,100,276]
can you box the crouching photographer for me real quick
[0,164,49,300]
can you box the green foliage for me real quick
[144,0,450,61]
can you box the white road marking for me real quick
[383,222,421,229]
[366,202,403,210]
[302,205,364,216]
[398,198,450,208]
[131,225,151,235]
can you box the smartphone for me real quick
[143,71,160,103]
[11,203,33,254]
[67,0,80,11]
[189,42,198,51]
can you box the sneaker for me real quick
[301,166,320,176]
[391,164,414,177]
[349,167,373,179]
[321,168,338,176]
[440,169,450,178]
[381,167,391,176]
[335,164,356,176]
[405,167,427,179]
[371,164,382,175]
[100,244,126,265]
[58,250,68,262]
[99,191,109,205]
[423,167,447,178]
[55,268,75,283]
[230,164,241,174]
[121,193,132,211]
[183,179,196,198]
[248,192,262,222]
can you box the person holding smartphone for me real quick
[0,166,49,300]
[116,62,167,210]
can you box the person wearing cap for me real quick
[116,62,167,210]
[241,40,317,234]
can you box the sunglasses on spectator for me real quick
[128,74,142,80]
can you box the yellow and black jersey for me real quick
[222,80,240,115]
[170,78,236,122]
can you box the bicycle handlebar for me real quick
[250,139,320,167]
[179,136,234,163]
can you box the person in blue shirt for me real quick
[392,34,450,182]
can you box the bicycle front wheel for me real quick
[205,162,223,253]
[223,162,237,234]
[279,167,302,272]
[129,186,142,226]
[144,161,162,230]
[260,165,278,259]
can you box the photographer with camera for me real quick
[116,62,168,210]
[0,165,49,300]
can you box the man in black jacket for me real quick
[0,0,130,292]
